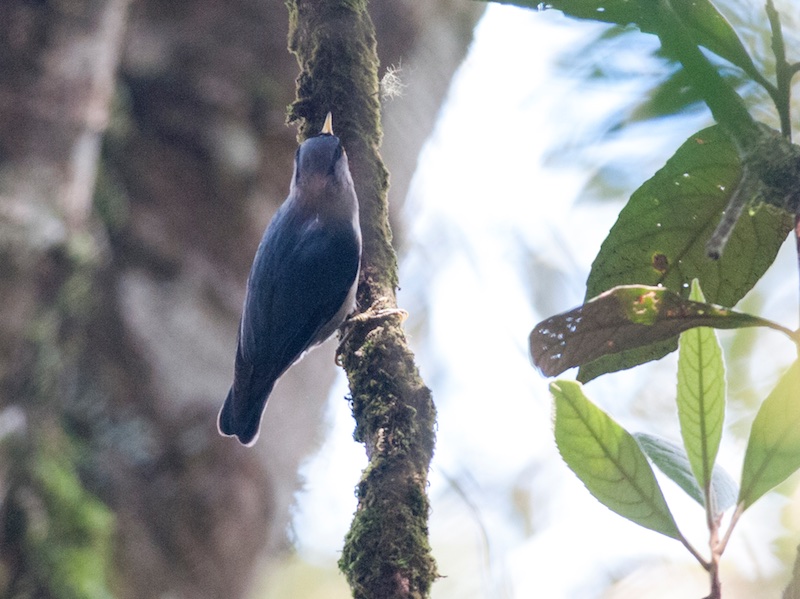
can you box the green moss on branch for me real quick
[338,316,436,598]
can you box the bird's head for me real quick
[292,113,353,195]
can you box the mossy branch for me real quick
[286,1,438,598]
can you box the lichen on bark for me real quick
[286,1,438,597]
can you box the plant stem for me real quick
[716,503,744,555]
[766,0,793,140]
[706,511,723,599]
[680,533,710,571]
[654,0,759,152]
[706,559,722,599]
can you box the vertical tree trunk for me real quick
[0,1,130,597]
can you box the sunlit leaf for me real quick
[635,432,737,515]
[677,279,725,498]
[488,0,761,80]
[552,380,681,539]
[739,360,800,510]
[579,126,791,381]
[530,284,785,378]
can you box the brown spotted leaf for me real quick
[530,285,789,377]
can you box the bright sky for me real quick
[291,4,800,598]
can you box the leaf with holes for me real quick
[552,380,681,539]
[530,285,784,377]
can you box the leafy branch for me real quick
[484,0,800,596]
[765,0,796,140]
[551,283,800,598]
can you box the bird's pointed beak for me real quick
[321,112,334,135]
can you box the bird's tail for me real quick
[217,375,276,447]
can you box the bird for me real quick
[218,112,361,446]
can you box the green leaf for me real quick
[552,380,681,539]
[488,0,761,81]
[634,432,737,516]
[628,67,708,123]
[530,284,787,378]
[739,360,800,510]
[667,0,762,82]
[677,279,725,498]
[579,126,792,381]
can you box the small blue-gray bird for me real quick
[218,113,361,446]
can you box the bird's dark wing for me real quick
[264,215,360,368]
[219,209,359,446]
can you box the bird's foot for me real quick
[346,306,408,326]
[336,299,408,365]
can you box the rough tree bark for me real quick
[287,2,438,598]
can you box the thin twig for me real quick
[766,0,793,140]
[653,0,759,151]
[716,502,744,556]
[680,533,711,571]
